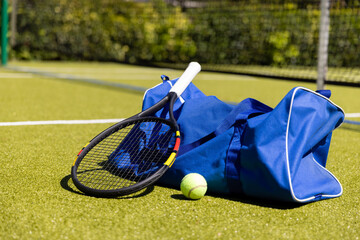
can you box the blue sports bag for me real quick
[139,76,344,203]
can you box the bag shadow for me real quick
[171,192,304,210]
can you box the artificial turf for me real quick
[0,61,359,239]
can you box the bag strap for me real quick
[178,98,272,156]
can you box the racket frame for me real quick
[71,62,200,197]
[71,93,180,197]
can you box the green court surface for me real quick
[0,61,359,239]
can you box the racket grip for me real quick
[170,62,201,97]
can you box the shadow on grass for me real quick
[60,174,154,199]
[171,193,304,210]
[61,174,303,208]
[340,122,360,132]
[217,194,304,210]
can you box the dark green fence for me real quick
[6,0,360,85]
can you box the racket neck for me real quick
[168,92,178,126]
[138,92,178,129]
[138,95,169,118]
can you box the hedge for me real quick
[10,0,360,68]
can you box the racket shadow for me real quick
[60,174,155,199]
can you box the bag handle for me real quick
[178,98,272,156]
[214,98,272,136]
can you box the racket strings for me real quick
[104,125,175,190]
[76,119,176,191]
[99,122,172,187]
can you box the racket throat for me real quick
[138,95,170,118]
[168,92,178,125]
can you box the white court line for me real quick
[345,113,360,118]
[0,113,359,127]
[0,119,124,126]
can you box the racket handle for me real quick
[170,62,201,97]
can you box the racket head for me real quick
[71,116,180,197]
[71,62,201,197]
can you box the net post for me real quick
[1,0,8,66]
[10,0,17,47]
[317,0,330,90]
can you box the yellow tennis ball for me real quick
[180,173,207,200]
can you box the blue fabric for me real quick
[141,77,345,203]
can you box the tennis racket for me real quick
[71,62,201,197]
